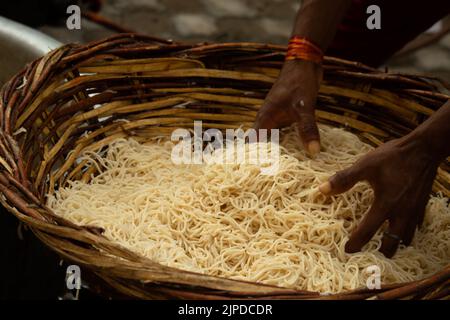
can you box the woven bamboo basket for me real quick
[0,34,449,300]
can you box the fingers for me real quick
[378,195,423,257]
[417,197,429,229]
[401,213,418,247]
[292,105,321,156]
[254,101,281,143]
[254,107,279,131]
[417,174,435,228]
[404,189,430,245]
[345,200,388,254]
[380,214,406,258]
[254,93,293,130]
[319,164,365,196]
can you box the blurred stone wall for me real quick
[39,0,450,81]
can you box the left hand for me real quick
[254,60,323,156]
[319,135,439,258]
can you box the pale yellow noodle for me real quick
[47,126,450,294]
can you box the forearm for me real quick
[405,100,450,161]
[291,0,352,51]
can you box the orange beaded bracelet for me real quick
[285,36,324,65]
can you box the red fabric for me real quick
[327,0,450,67]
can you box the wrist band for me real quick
[285,36,324,65]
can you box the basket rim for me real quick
[0,34,449,300]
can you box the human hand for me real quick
[254,60,323,156]
[319,136,440,258]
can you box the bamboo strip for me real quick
[0,36,448,300]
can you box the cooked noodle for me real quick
[47,125,450,294]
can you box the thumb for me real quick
[319,164,365,196]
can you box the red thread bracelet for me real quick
[285,36,324,65]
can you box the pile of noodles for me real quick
[47,125,450,294]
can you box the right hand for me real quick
[254,59,323,156]
[319,135,439,258]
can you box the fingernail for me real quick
[319,181,331,195]
[307,140,320,157]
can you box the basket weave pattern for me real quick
[0,34,449,299]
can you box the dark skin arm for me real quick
[254,0,351,156]
[320,100,450,257]
[256,0,450,258]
